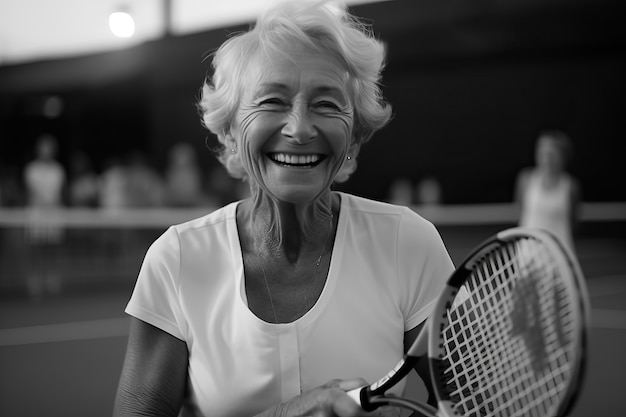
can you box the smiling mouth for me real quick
[267,152,326,168]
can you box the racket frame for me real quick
[428,228,590,417]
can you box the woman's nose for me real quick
[281,104,317,143]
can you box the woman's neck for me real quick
[238,190,335,264]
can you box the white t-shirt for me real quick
[126,192,454,416]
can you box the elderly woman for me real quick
[114,1,454,416]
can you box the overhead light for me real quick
[109,11,136,38]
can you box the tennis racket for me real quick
[348,227,590,416]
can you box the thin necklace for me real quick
[258,213,334,324]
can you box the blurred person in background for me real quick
[164,142,207,207]
[24,134,66,208]
[515,130,581,252]
[387,177,413,206]
[23,133,66,298]
[97,155,133,260]
[125,150,165,207]
[99,156,131,211]
[68,150,99,207]
[99,151,166,209]
[114,1,454,416]
[415,176,442,207]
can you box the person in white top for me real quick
[24,134,66,210]
[515,130,581,252]
[23,134,66,297]
[114,1,454,416]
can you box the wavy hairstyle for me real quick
[198,0,392,180]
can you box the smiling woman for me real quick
[113,1,455,416]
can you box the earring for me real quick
[230,148,236,154]
[346,156,352,160]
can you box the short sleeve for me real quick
[397,209,455,331]
[125,226,187,341]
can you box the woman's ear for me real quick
[347,141,361,159]
[223,132,237,153]
[334,141,361,183]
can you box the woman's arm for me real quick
[113,317,189,417]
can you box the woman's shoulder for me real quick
[171,201,237,231]
[340,192,410,214]
[148,202,238,250]
[339,192,434,230]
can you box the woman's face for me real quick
[230,42,355,205]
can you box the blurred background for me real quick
[0,0,624,416]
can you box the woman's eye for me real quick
[316,101,341,111]
[259,98,286,106]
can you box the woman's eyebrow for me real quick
[312,85,343,95]
[254,82,290,96]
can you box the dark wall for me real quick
[351,55,625,203]
[1,0,624,203]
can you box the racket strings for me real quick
[439,237,578,417]
[464,242,572,409]
[442,246,523,415]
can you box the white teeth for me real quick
[270,153,320,165]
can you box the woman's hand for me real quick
[262,378,371,417]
